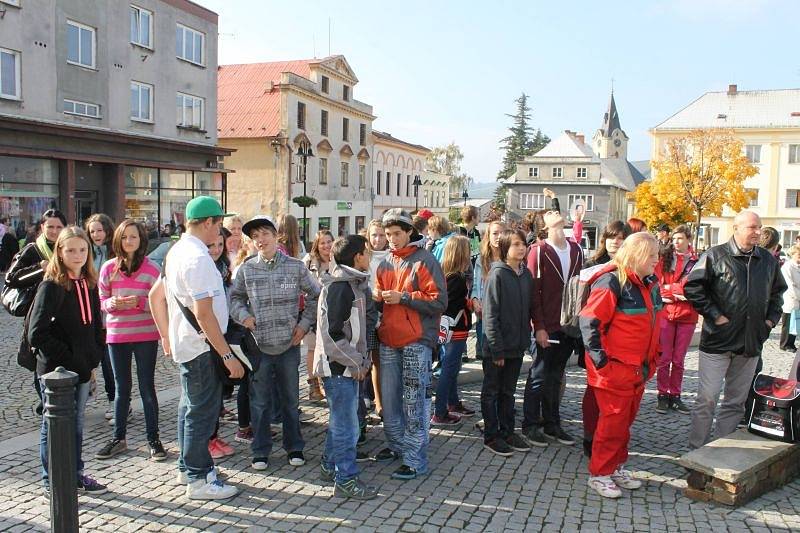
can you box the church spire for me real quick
[601,91,621,137]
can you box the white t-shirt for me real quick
[546,238,571,281]
[165,234,228,363]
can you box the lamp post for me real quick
[296,144,314,246]
[413,175,422,211]
[462,188,469,206]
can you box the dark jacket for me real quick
[482,261,534,360]
[0,231,20,271]
[445,272,472,341]
[4,241,50,289]
[28,280,104,383]
[527,239,583,334]
[684,238,786,357]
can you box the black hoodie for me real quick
[482,261,534,360]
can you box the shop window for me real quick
[0,156,59,238]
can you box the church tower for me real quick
[592,92,628,159]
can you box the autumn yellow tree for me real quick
[634,129,757,249]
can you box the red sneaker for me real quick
[208,439,226,459]
[215,437,235,456]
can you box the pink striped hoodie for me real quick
[98,256,160,344]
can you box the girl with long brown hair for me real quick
[277,213,305,259]
[94,220,165,463]
[302,229,334,401]
[28,226,107,495]
[471,220,506,360]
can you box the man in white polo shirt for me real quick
[165,196,244,500]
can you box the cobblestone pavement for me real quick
[1,312,799,531]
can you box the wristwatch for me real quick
[400,291,410,304]
[221,352,235,361]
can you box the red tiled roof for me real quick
[217,60,314,139]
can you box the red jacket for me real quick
[579,265,663,395]
[655,252,699,324]
[527,239,583,334]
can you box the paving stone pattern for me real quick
[0,314,799,531]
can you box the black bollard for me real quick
[42,366,79,533]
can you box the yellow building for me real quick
[651,85,800,248]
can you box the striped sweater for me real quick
[98,256,160,343]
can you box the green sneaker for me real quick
[333,477,378,500]
[320,462,334,483]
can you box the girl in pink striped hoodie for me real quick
[95,220,165,462]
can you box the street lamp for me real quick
[462,188,469,206]
[413,175,422,211]
[296,144,314,245]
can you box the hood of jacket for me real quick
[321,263,369,287]
[390,233,426,260]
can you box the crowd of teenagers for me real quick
[2,189,797,502]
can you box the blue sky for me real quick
[202,0,799,183]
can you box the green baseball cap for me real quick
[185,196,234,220]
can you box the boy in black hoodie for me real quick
[481,229,534,456]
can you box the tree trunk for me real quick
[694,208,703,251]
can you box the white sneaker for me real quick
[588,475,622,498]
[611,467,642,490]
[186,471,237,500]
[104,405,114,420]
[108,406,133,426]
[176,466,220,486]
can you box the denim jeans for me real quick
[522,331,574,432]
[434,340,466,417]
[237,379,251,428]
[109,340,160,441]
[249,345,304,457]
[176,351,222,482]
[100,345,115,402]
[322,375,360,483]
[380,342,432,473]
[40,380,90,485]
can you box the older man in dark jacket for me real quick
[684,211,786,448]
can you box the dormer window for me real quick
[343,84,350,101]
[321,76,329,94]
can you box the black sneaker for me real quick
[583,438,593,457]
[356,451,371,463]
[357,426,367,446]
[95,438,127,460]
[334,477,378,499]
[544,427,575,445]
[373,447,400,462]
[78,474,108,494]
[391,464,419,480]
[148,439,167,461]
[656,395,670,414]
[484,438,514,457]
[522,427,549,448]
[670,397,691,414]
[320,462,334,482]
[505,432,531,452]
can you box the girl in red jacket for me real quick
[654,224,698,414]
[579,232,662,499]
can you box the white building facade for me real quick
[371,130,428,218]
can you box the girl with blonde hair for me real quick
[470,220,506,361]
[277,213,305,259]
[302,230,334,401]
[223,215,244,264]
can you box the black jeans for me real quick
[780,313,796,350]
[522,331,574,432]
[480,356,523,443]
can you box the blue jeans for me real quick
[380,342,432,473]
[322,375,360,483]
[109,341,159,441]
[100,345,115,402]
[434,340,466,417]
[177,351,222,482]
[40,380,90,485]
[249,346,304,457]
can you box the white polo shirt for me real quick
[164,233,228,363]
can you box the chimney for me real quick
[576,133,585,144]
[728,84,738,96]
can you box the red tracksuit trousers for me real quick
[589,386,644,476]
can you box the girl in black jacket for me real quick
[480,229,533,457]
[28,226,107,496]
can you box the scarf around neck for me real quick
[36,234,54,261]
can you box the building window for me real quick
[320,109,328,136]
[527,167,539,178]
[745,144,761,164]
[318,217,331,231]
[423,190,429,207]
[0,48,21,99]
[376,170,382,195]
[355,216,366,233]
[343,84,350,101]
[746,188,759,207]
[321,75,329,94]
[297,101,306,130]
[386,172,390,195]
[360,124,366,146]
[63,98,100,118]
[176,23,204,65]
[359,164,366,189]
[67,20,95,68]
[130,5,153,48]
[130,81,153,122]
[787,189,800,208]
[576,167,587,178]
[396,173,401,196]
[342,117,349,142]
[176,92,203,129]
[319,158,328,184]
[568,194,594,211]
[789,144,800,164]
[340,162,349,186]
[519,193,546,210]
[783,230,800,248]
[552,167,563,178]
[406,175,410,196]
